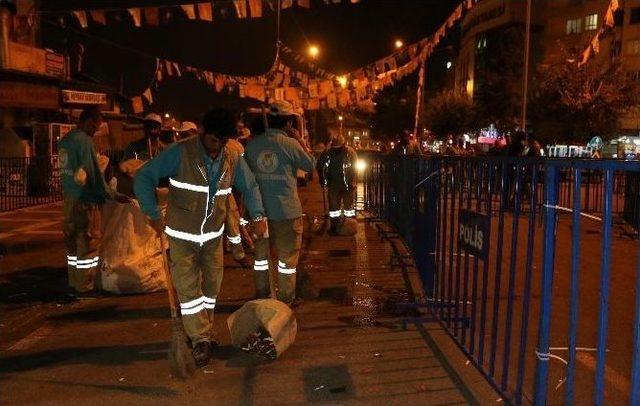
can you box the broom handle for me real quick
[160,243,179,320]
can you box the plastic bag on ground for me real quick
[227,299,297,359]
[98,198,167,294]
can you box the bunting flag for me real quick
[181,4,196,20]
[131,96,144,113]
[125,0,474,114]
[197,3,213,22]
[127,8,141,27]
[577,0,620,66]
[72,0,362,29]
[234,0,248,18]
[142,88,153,104]
[72,10,88,28]
[249,0,263,17]
[89,10,106,25]
[144,7,159,26]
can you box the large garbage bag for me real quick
[337,218,358,236]
[227,299,297,360]
[98,198,167,294]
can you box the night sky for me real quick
[40,0,459,119]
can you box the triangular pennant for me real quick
[591,35,600,54]
[249,0,263,18]
[72,10,88,28]
[144,7,159,26]
[173,62,182,77]
[165,60,174,76]
[89,10,106,25]
[234,0,248,18]
[155,64,163,82]
[197,2,213,21]
[215,75,226,92]
[128,8,142,27]
[142,88,153,104]
[131,97,144,113]
[181,4,196,20]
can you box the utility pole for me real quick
[521,0,532,132]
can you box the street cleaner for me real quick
[58,106,131,294]
[317,132,358,235]
[134,109,267,368]
[244,101,316,306]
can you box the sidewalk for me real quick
[0,181,498,405]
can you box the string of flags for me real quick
[576,0,619,67]
[69,0,363,29]
[129,0,477,113]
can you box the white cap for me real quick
[179,121,198,132]
[144,113,162,125]
[268,100,297,117]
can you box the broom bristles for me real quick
[169,319,196,379]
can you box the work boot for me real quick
[192,341,212,368]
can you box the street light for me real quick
[446,61,452,70]
[338,115,343,137]
[308,45,320,59]
[394,39,403,49]
[337,75,348,88]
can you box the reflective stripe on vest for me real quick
[165,224,225,244]
[169,177,208,193]
[215,187,232,196]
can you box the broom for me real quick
[318,185,329,234]
[160,247,196,379]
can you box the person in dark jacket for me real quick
[317,132,358,234]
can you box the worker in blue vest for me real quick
[134,109,266,368]
[58,106,130,294]
[244,101,316,305]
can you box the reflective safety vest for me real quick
[165,137,236,245]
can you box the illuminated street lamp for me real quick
[394,39,403,49]
[308,45,320,59]
[337,75,348,88]
[446,61,452,70]
[338,115,344,136]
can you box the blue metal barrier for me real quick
[361,153,640,405]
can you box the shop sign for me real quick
[0,81,60,109]
[458,209,490,260]
[62,90,107,105]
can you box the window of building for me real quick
[476,35,487,52]
[627,39,640,55]
[585,14,598,31]
[566,18,582,34]
[631,7,640,24]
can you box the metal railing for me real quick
[361,153,640,405]
[0,157,62,212]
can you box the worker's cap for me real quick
[268,101,297,117]
[143,113,163,125]
[179,121,198,132]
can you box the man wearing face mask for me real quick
[134,109,266,368]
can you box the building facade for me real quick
[454,0,640,134]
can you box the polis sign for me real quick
[458,209,489,260]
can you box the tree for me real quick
[370,73,417,140]
[423,90,476,138]
[529,60,638,144]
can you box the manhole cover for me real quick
[328,249,351,258]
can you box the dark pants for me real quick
[328,185,355,231]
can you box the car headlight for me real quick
[355,159,367,172]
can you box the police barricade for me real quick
[0,156,62,212]
[361,153,640,405]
